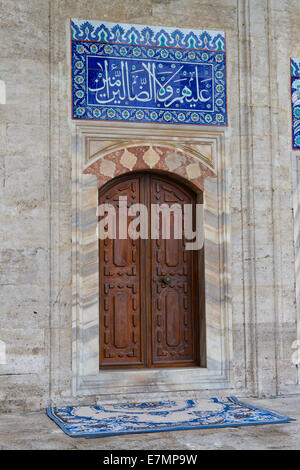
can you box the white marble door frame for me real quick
[71,122,233,396]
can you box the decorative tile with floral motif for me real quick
[47,396,293,438]
[291,58,300,149]
[71,19,227,126]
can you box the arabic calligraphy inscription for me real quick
[71,19,227,126]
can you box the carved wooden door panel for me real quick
[150,175,198,367]
[99,176,143,367]
[99,172,200,369]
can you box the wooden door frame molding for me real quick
[71,122,233,397]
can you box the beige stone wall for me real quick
[0,0,51,409]
[0,0,299,410]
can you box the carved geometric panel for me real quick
[98,172,200,369]
[99,177,143,367]
[150,176,198,366]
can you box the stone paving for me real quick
[0,396,299,450]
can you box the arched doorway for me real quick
[98,171,205,369]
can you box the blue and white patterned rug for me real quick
[46,397,293,438]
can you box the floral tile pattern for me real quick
[71,19,227,126]
[291,57,300,149]
[47,396,293,438]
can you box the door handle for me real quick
[162,275,172,285]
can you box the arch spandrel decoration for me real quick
[83,142,216,191]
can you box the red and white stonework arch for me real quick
[83,143,216,191]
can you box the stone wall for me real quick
[0,0,299,410]
[0,0,51,410]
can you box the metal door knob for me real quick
[162,275,172,285]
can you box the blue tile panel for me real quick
[71,19,227,126]
[291,58,300,149]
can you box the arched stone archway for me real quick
[72,124,232,399]
[83,143,216,191]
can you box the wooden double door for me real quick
[99,171,204,369]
